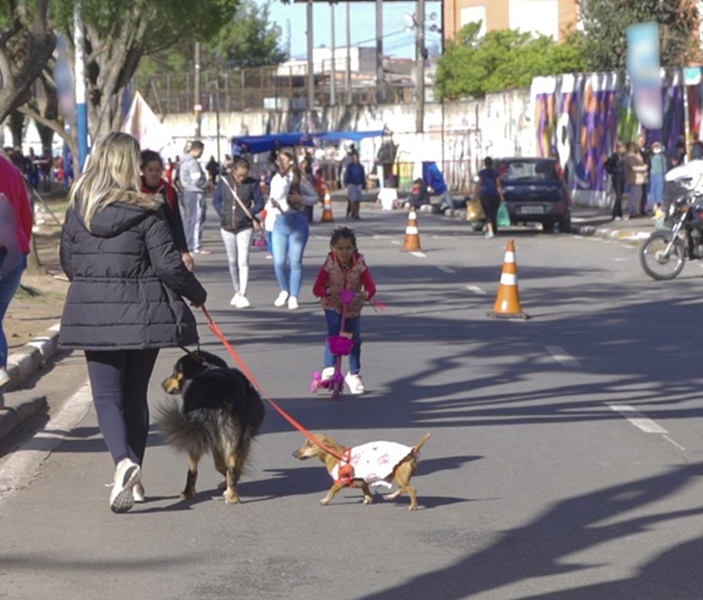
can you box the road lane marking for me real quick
[607,404,668,434]
[438,265,455,273]
[545,346,581,368]
[466,285,487,295]
[410,251,427,258]
[0,382,93,504]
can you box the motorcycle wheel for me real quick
[639,232,686,280]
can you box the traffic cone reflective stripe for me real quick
[402,210,421,251]
[488,239,528,319]
[321,187,334,222]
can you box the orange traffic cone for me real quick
[487,239,529,320]
[402,209,422,251]
[321,186,334,223]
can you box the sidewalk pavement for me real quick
[0,207,656,444]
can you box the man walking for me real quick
[178,141,210,254]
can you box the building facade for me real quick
[443,0,579,42]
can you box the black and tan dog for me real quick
[293,432,430,510]
[156,350,265,504]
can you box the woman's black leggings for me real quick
[85,349,159,466]
[480,193,502,232]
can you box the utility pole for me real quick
[330,1,336,106]
[415,0,426,133]
[375,0,384,104]
[345,1,351,104]
[73,0,88,171]
[194,41,202,139]
[307,0,315,110]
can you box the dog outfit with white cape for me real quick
[330,441,418,488]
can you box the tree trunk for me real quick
[9,112,25,149]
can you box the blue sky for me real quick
[261,0,443,60]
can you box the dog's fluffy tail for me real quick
[154,398,212,458]
[413,433,431,455]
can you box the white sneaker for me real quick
[320,367,336,383]
[274,291,289,307]
[109,458,141,513]
[230,292,242,306]
[345,372,365,395]
[0,368,10,388]
[288,296,299,310]
[133,482,145,503]
[237,295,251,308]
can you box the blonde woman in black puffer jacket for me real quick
[59,132,207,513]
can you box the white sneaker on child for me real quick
[274,291,289,307]
[320,367,335,383]
[230,292,242,306]
[345,373,365,395]
[237,295,251,308]
[288,296,299,310]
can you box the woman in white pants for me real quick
[212,157,265,308]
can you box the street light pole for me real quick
[194,41,202,139]
[415,0,425,133]
[375,0,384,103]
[345,1,351,104]
[331,1,336,106]
[307,0,315,110]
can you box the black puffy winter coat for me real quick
[58,191,207,350]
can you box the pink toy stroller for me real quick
[311,289,356,400]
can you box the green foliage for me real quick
[579,0,700,70]
[435,23,586,100]
[140,0,287,74]
[50,0,240,51]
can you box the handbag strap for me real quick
[221,174,259,223]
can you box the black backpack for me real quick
[604,154,618,175]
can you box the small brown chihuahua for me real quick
[293,432,431,510]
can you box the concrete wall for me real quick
[161,89,535,191]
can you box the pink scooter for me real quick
[311,289,356,400]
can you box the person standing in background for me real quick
[624,142,649,218]
[178,141,211,255]
[604,142,626,221]
[637,134,652,216]
[213,157,265,309]
[0,153,33,391]
[344,152,366,221]
[648,141,669,216]
[140,150,194,272]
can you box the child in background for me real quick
[312,227,376,395]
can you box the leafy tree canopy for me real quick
[578,0,700,71]
[435,24,586,101]
[139,0,287,77]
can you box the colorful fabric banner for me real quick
[626,22,662,130]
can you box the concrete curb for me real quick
[571,223,651,242]
[0,323,61,442]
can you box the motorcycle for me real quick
[639,192,703,280]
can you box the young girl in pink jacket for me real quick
[312,227,376,395]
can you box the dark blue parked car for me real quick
[496,157,571,232]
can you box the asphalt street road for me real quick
[2,206,703,599]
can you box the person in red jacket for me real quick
[312,226,376,395]
[140,150,194,272]
[0,153,33,389]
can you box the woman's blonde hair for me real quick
[68,132,142,228]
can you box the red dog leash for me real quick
[200,305,353,481]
